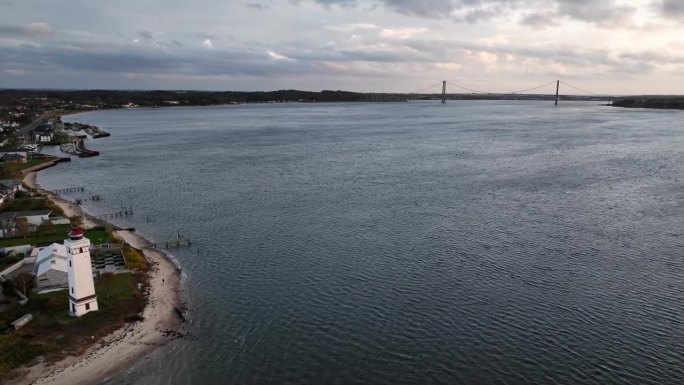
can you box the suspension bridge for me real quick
[408,79,610,105]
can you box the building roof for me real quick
[35,243,68,277]
[17,210,52,217]
[34,126,54,134]
[0,179,22,188]
[0,153,26,161]
[0,210,53,220]
[0,212,17,221]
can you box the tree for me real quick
[15,217,29,238]
[12,272,34,297]
[1,280,14,297]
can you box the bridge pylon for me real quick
[555,80,560,105]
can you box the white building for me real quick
[65,227,98,317]
[18,210,52,226]
[34,243,68,292]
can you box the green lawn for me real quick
[0,232,69,248]
[84,229,110,245]
[54,133,70,144]
[2,157,55,171]
[49,273,141,324]
[0,227,111,248]
[0,272,146,375]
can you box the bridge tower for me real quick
[555,80,560,105]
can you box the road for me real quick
[16,113,49,138]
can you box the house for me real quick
[17,210,52,226]
[0,153,27,164]
[33,123,55,143]
[0,179,23,195]
[0,210,52,234]
[34,243,69,292]
[0,211,18,231]
[0,122,18,130]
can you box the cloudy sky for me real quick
[1,0,683,94]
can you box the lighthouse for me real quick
[65,227,98,317]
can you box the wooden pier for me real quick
[50,186,85,194]
[74,195,101,204]
[152,232,192,249]
[97,208,133,219]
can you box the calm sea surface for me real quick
[40,101,683,384]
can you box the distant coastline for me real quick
[610,97,684,110]
[0,89,615,112]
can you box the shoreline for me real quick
[8,172,186,385]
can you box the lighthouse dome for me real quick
[68,227,84,240]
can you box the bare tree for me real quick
[13,272,34,297]
[15,217,29,238]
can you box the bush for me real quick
[0,334,44,375]
[122,245,147,270]
[1,280,15,297]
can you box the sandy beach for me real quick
[8,172,185,385]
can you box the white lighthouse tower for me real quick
[65,227,98,317]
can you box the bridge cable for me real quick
[559,81,603,96]
[409,82,445,94]
[445,82,490,94]
[506,81,558,95]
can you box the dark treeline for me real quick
[0,89,618,110]
[611,97,684,110]
[0,89,373,107]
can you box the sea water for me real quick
[40,101,683,384]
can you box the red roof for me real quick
[69,227,84,238]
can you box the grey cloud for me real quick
[660,0,684,19]
[138,30,153,40]
[194,32,220,40]
[311,0,510,19]
[519,11,560,28]
[618,50,684,65]
[246,2,267,10]
[555,0,633,25]
[310,0,358,8]
[0,24,24,35]
[0,22,53,38]
[402,35,671,76]
[0,39,319,79]
[310,0,635,25]
[0,9,671,87]
[380,0,466,18]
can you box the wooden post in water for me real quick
[555,80,560,106]
[442,81,447,104]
